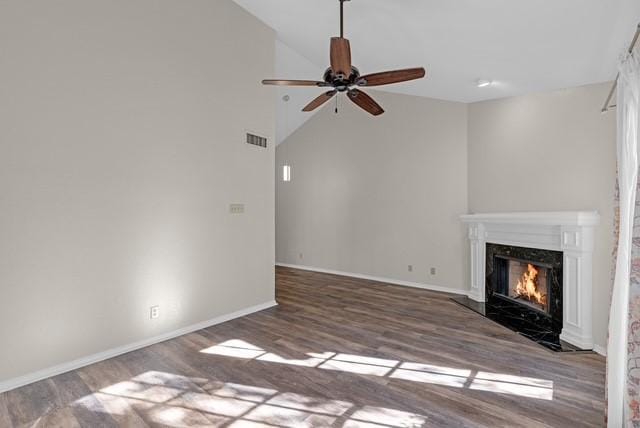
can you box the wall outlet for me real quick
[299,253,303,259]
[407,265,413,272]
[229,204,245,214]
[150,305,160,320]
[430,267,437,275]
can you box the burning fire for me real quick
[515,264,547,306]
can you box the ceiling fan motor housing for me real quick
[324,66,360,92]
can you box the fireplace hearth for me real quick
[482,243,566,350]
[454,243,575,351]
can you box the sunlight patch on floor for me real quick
[72,371,427,428]
[200,339,554,401]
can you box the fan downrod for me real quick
[339,0,352,38]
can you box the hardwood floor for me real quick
[0,266,605,427]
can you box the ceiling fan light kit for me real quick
[262,0,426,116]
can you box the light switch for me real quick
[230,204,245,214]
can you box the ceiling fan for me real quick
[261,0,426,116]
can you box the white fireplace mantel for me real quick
[460,211,600,350]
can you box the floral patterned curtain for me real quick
[608,47,640,427]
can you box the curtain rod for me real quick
[602,23,640,113]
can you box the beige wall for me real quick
[468,82,616,348]
[0,0,275,383]
[276,91,469,291]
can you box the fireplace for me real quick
[460,211,599,351]
[494,257,550,313]
[485,243,564,350]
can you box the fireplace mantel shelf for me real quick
[461,211,600,226]
[460,210,600,350]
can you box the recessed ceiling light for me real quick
[476,79,492,88]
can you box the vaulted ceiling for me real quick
[234,0,640,142]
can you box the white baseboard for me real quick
[559,330,595,352]
[276,263,467,296]
[0,300,278,394]
[593,344,607,356]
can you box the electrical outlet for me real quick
[299,253,303,259]
[229,204,244,214]
[150,305,160,320]
[430,267,436,275]
[408,265,413,272]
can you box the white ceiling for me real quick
[235,0,640,103]
[274,40,325,144]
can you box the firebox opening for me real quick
[495,256,551,314]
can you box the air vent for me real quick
[246,133,267,148]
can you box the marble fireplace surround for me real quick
[460,211,600,350]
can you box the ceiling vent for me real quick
[246,133,267,148]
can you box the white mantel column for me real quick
[558,225,595,349]
[467,223,486,302]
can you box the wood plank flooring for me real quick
[0,266,605,427]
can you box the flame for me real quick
[515,264,546,306]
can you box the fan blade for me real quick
[330,37,352,77]
[357,67,426,87]
[347,89,384,116]
[302,90,337,112]
[262,79,327,87]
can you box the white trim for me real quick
[0,300,278,394]
[461,211,600,226]
[560,329,595,351]
[276,263,467,295]
[593,344,607,357]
